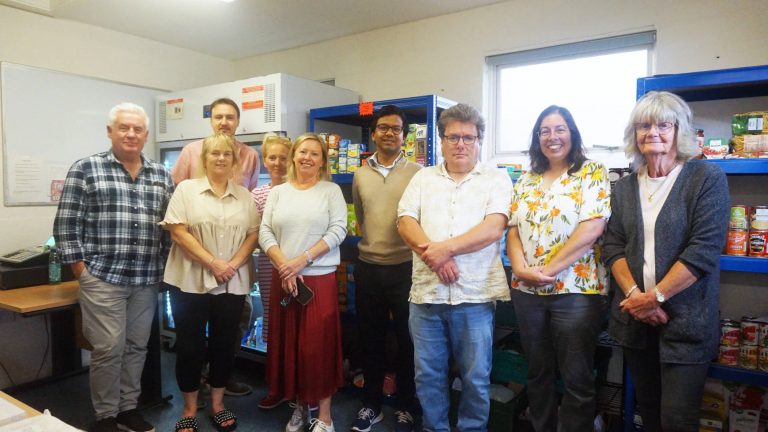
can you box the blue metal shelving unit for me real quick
[623,64,768,432]
[309,95,457,184]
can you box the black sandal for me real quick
[174,416,198,432]
[210,408,237,432]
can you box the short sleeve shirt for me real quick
[509,160,611,295]
[162,178,260,295]
[398,162,513,304]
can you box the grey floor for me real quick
[10,350,408,432]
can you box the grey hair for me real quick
[108,103,149,129]
[623,91,697,168]
[438,103,485,141]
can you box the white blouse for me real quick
[161,178,260,295]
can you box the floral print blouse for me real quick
[509,160,611,295]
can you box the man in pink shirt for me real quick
[171,97,260,398]
[171,97,260,189]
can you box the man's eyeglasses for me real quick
[442,134,479,146]
[635,121,676,134]
[375,124,403,135]
[537,126,569,139]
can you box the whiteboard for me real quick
[0,62,166,206]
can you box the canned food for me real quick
[760,347,768,372]
[721,319,741,346]
[741,318,760,346]
[749,230,768,257]
[760,322,768,347]
[739,345,758,369]
[719,345,739,366]
[730,205,750,230]
[726,229,748,256]
[752,206,768,231]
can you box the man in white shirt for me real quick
[397,103,512,432]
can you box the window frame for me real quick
[485,31,656,158]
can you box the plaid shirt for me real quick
[53,150,174,286]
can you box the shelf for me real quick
[310,94,457,169]
[721,255,768,274]
[637,65,768,102]
[332,173,353,184]
[342,236,361,247]
[708,363,768,387]
[310,95,456,126]
[705,158,768,174]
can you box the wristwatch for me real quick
[304,250,314,266]
[654,287,666,304]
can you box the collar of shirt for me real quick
[438,161,482,182]
[197,177,239,199]
[368,151,404,169]
[107,149,154,171]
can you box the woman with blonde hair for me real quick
[259,133,347,432]
[250,133,292,410]
[162,133,260,432]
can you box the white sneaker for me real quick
[308,418,335,432]
[285,402,309,432]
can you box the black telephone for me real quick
[0,246,48,265]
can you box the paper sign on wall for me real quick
[166,98,184,120]
[242,85,264,110]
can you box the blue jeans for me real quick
[409,302,494,432]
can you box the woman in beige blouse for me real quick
[161,134,260,432]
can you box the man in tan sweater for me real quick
[350,105,421,432]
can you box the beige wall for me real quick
[233,0,768,107]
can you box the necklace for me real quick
[643,167,675,203]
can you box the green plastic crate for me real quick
[491,349,528,385]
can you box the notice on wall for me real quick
[242,85,264,110]
[166,98,184,120]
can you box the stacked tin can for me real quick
[726,205,768,257]
[749,206,768,257]
[720,318,768,370]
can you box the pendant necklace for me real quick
[644,167,675,203]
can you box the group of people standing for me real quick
[53,90,729,432]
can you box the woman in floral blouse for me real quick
[506,105,611,432]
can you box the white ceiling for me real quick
[2,0,509,60]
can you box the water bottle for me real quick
[48,247,61,284]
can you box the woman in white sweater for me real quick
[259,133,347,432]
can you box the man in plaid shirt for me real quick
[53,103,173,432]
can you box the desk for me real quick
[0,282,168,407]
[0,281,81,376]
[0,281,79,314]
[0,391,40,417]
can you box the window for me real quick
[487,32,654,156]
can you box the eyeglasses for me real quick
[375,124,403,135]
[635,121,676,134]
[442,134,479,146]
[537,126,569,139]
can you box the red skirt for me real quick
[266,269,344,402]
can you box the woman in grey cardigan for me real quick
[603,91,729,432]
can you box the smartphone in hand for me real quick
[295,279,314,305]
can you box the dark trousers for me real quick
[511,290,606,432]
[354,260,416,411]
[169,287,245,392]
[623,329,709,432]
